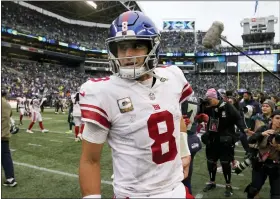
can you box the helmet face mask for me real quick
[105,11,160,80]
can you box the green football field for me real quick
[2,109,271,198]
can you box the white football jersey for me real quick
[31,98,41,112]
[17,97,26,108]
[71,93,81,117]
[80,65,194,197]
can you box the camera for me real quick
[199,98,210,110]
[242,105,256,119]
[233,151,258,174]
[233,158,251,174]
[268,133,280,145]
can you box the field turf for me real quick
[2,109,270,198]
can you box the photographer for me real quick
[244,110,280,199]
[201,88,251,197]
[233,100,275,175]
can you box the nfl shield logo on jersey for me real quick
[117,97,134,113]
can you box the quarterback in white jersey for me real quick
[16,96,26,125]
[71,92,84,141]
[79,11,194,199]
[26,96,48,134]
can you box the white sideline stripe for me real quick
[13,161,112,185]
[20,128,64,134]
[13,161,239,191]
[15,117,53,121]
[235,155,244,159]
[195,193,203,199]
[10,149,16,152]
[28,143,42,147]
[235,149,246,153]
[216,183,239,190]
[50,140,63,143]
[205,183,239,190]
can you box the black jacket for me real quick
[202,100,247,136]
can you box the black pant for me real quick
[206,138,235,163]
[249,163,280,199]
[1,141,15,180]
[55,104,63,112]
[205,136,234,184]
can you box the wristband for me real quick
[180,132,191,157]
[83,195,101,198]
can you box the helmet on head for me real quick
[105,11,161,80]
[33,93,39,99]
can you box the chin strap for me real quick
[148,72,168,82]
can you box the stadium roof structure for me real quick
[26,1,143,24]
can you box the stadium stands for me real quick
[1,58,110,98]
[3,1,272,53]
[1,2,279,99]
[2,58,279,98]
[2,1,108,50]
[186,72,280,97]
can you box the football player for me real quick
[79,11,194,198]
[71,90,84,141]
[25,98,32,117]
[16,96,26,125]
[66,96,74,134]
[26,95,49,134]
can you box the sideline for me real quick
[13,161,112,185]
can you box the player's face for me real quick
[117,41,149,67]
[262,104,272,115]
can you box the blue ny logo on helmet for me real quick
[105,11,161,80]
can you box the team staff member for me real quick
[201,88,252,197]
[1,89,17,187]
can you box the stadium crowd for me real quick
[187,73,280,98]
[1,58,111,98]
[5,1,280,53]
[2,58,279,100]
[1,1,108,50]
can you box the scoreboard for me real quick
[162,20,195,32]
